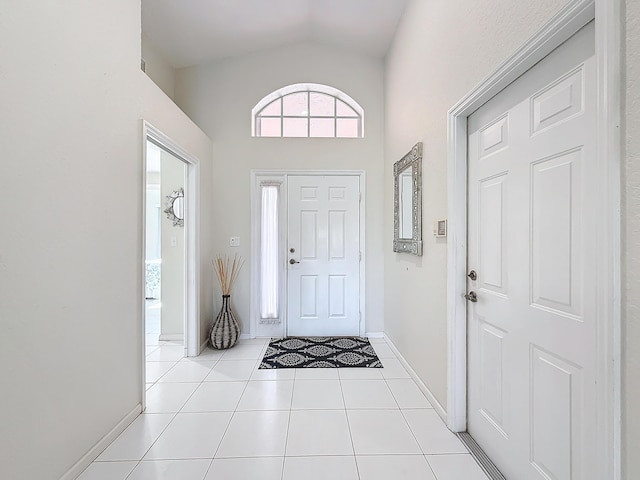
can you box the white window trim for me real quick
[250,174,287,338]
[251,83,365,137]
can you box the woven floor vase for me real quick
[210,295,240,349]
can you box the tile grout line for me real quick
[104,339,187,479]
[396,396,444,480]
[202,340,270,477]
[142,352,205,459]
[181,456,215,480]
[422,455,446,480]
[338,372,361,480]
[155,356,221,385]
[193,344,259,479]
[245,338,286,479]
[118,410,180,480]
[280,359,297,480]
[134,351,220,473]
[208,346,258,461]
[376,339,443,480]
[145,344,185,385]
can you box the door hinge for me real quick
[359,192,362,203]
[359,251,362,262]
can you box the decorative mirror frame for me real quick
[393,142,423,256]
[164,188,184,227]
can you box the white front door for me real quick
[467,22,597,479]
[287,175,360,336]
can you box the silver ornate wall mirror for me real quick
[393,142,423,255]
[164,188,184,227]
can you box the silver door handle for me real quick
[464,291,478,302]
[289,259,300,264]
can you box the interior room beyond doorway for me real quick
[145,140,187,387]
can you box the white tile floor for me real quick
[77,312,490,480]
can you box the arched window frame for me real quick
[251,83,364,138]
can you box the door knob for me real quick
[464,291,478,302]
[289,259,300,265]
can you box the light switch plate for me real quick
[230,236,240,247]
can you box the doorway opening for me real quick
[144,140,186,385]
[446,1,620,479]
[142,122,201,407]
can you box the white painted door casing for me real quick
[467,22,597,480]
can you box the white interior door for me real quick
[467,22,597,479]
[287,175,360,336]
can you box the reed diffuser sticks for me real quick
[213,254,244,295]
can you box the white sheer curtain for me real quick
[260,185,279,319]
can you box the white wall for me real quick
[146,165,161,264]
[384,0,566,409]
[145,187,161,261]
[174,42,385,336]
[160,149,185,338]
[0,1,213,478]
[142,33,176,100]
[623,0,640,477]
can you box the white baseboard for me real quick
[159,334,184,342]
[365,331,384,338]
[59,404,141,480]
[383,334,448,422]
[198,335,252,354]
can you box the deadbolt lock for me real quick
[468,270,477,281]
[464,291,478,303]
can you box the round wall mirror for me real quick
[164,188,184,227]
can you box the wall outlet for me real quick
[230,236,240,247]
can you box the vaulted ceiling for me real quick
[142,0,408,68]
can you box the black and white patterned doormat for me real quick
[259,336,383,369]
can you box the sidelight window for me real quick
[259,184,280,319]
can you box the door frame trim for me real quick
[141,121,201,408]
[250,169,366,339]
[445,1,621,479]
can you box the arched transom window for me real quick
[252,83,364,138]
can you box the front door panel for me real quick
[287,175,360,336]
